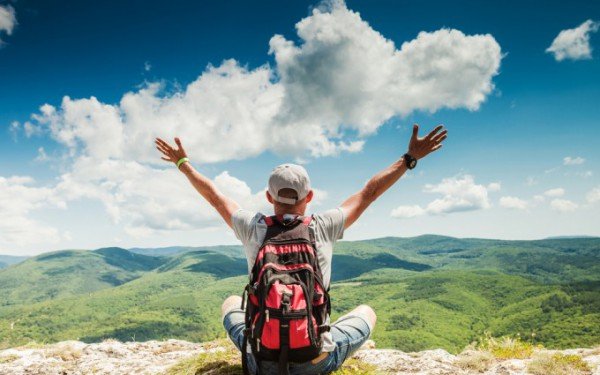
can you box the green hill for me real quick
[0,247,165,307]
[0,236,598,352]
[0,251,246,346]
[128,245,244,258]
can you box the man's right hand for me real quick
[407,124,447,160]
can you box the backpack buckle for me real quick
[281,292,292,313]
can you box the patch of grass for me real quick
[151,340,191,355]
[167,340,378,375]
[167,340,241,375]
[527,352,592,375]
[454,350,495,373]
[475,332,542,359]
[331,357,379,374]
[18,341,46,349]
[45,343,82,361]
[0,355,19,364]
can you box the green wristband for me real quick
[176,157,189,168]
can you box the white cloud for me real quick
[0,5,16,43]
[2,156,328,245]
[487,182,501,192]
[499,196,528,210]
[34,147,49,162]
[144,61,152,71]
[391,205,426,219]
[576,170,593,178]
[587,186,600,204]
[0,176,65,248]
[391,174,492,218]
[550,198,578,212]
[563,156,585,165]
[23,0,502,164]
[525,176,538,186]
[8,0,503,244]
[52,159,275,237]
[546,20,599,61]
[308,188,328,208]
[544,187,565,198]
[269,1,502,141]
[533,194,545,203]
[424,175,492,214]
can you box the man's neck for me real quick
[273,208,305,216]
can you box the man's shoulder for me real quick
[231,209,267,240]
[309,207,346,241]
[310,207,345,222]
[233,208,265,221]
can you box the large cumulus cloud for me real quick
[7,0,502,247]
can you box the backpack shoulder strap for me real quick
[263,215,275,227]
[301,214,317,251]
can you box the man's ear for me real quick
[266,190,274,204]
[305,190,314,204]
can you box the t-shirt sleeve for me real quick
[231,208,262,245]
[313,207,346,243]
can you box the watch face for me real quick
[409,159,416,168]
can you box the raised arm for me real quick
[340,124,447,230]
[154,137,240,229]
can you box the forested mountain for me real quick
[0,236,598,352]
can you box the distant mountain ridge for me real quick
[0,255,29,269]
[2,233,599,265]
[0,235,598,352]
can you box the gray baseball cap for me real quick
[268,164,311,205]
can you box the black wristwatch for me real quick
[403,153,417,169]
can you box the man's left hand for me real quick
[407,124,447,160]
[155,137,188,166]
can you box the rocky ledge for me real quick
[0,339,599,375]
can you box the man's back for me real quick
[231,207,346,289]
[231,207,345,355]
[224,207,375,374]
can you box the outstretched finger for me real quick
[160,156,171,162]
[155,138,173,150]
[425,125,444,140]
[156,145,170,156]
[431,131,448,143]
[174,137,186,153]
[432,143,443,151]
[411,124,419,141]
[436,134,448,143]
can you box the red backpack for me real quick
[240,214,331,375]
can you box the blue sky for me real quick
[1,0,599,255]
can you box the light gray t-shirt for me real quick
[231,206,346,352]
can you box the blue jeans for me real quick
[223,308,372,375]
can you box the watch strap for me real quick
[403,153,417,169]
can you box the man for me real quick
[155,123,447,374]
